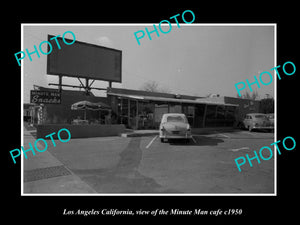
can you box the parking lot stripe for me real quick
[240,131,256,136]
[217,133,230,139]
[191,136,197,144]
[230,147,250,152]
[145,135,158,149]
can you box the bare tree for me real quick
[260,97,274,114]
[141,80,159,92]
[237,90,259,100]
[140,80,171,93]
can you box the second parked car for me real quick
[242,113,274,132]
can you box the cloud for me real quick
[95,36,114,48]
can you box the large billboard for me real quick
[47,35,122,82]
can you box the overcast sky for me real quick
[22,24,275,103]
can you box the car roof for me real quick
[246,113,266,116]
[162,113,186,117]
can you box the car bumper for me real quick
[253,126,274,129]
[159,132,192,139]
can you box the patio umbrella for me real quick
[71,100,110,120]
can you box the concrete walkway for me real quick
[23,128,96,194]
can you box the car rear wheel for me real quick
[248,126,253,132]
[238,122,244,130]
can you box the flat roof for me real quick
[107,92,238,107]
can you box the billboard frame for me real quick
[46,35,122,83]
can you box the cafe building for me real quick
[27,86,263,132]
[106,87,239,130]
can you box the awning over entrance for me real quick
[107,92,238,107]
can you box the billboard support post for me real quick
[49,77,107,95]
[58,75,62,93]
[85,78,88,89]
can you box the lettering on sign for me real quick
[30,90,61,104]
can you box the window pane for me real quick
[166,116,186,123]
[205,105,217,127]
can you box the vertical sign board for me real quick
[30,90,61,104]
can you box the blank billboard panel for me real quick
[47,35,122,82]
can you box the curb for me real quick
[120,132,159,137]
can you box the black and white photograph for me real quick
[4,5,297,223]
[21,24,275,195]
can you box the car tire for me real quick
[240,123,246,130]
[160,138,164,143]
[238,122,243,129]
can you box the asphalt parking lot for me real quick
[24,130,275,194]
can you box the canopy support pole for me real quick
[58,75,62,93]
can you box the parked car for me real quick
[242,113,273,132]
[159,113,192,142]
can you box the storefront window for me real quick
[138,102,155,129]
[224,106,236,126]
[129,100,137,128]
[205,105,236,127]
[120,98,128,126]
[216,105,226,126]
[194,104,205,128]
[169,104,182,113]
[205,105,217,127]
[116,97,237,129]
[154,103,168,128]
[183,104,194,127]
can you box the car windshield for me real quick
[166,116,186,123]
[254,115,267,119]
